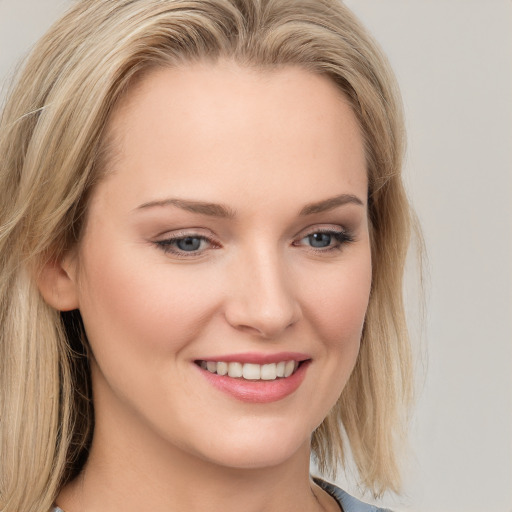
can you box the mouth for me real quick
[194,353,311,403]
[195,360,302,381]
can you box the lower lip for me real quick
[196,361,310,403]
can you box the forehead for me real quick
[96,61,367,213]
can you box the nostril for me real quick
[225,310,301,339]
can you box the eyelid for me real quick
[300,224,344,234]
[296,224,351,239]
[152,224,354,258]
[153,227,211,239]
[154,229,220,258]
[293,225,355,251]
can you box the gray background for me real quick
[1,1,511,511]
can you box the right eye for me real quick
[155,234,216,257]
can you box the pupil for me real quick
[309,233,331,248]
[177,237,201,251]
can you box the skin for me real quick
[45,61,372,512]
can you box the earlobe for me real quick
[37,256,80,311]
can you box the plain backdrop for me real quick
[1,1,511,511]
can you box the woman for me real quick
[0,1,414,511]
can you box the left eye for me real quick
[296,229,353,251]
[174,236,204,252]
[305,232,334,248]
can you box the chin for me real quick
[181,421,312,471]
[201,444,306,471]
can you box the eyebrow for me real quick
[135,198,236,218]
[299,194,364,215]
[135,193,364,218]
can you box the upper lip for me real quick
[195,352,311,364]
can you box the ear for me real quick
[37,254,79,311]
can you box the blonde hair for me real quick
[0,0,413,510]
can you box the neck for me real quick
[59,437,322,512]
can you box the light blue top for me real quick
[52,478,392,512]
[315,478,392,512]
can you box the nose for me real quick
[223,248,302,339]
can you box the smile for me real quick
[197,360,299,380]
[195,353,311,403]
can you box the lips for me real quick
[195,352,311,403]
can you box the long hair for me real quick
[0,1,413,510]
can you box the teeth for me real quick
[227,362,243,378]
[200,360,300,380]
[284,360,295,378]
[261,363,277,381]
[216,361,228,376]
[242,363,260,380]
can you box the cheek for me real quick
[75,240,220,362]
[291,251,371,432]
[303,254,372,348]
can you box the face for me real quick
[68,62,371,470]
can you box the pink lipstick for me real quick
[194,352,311,403]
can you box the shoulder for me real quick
[314,478,393,512]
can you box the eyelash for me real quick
[294,228,355,253]
[154,228,354,258]
[154,233,218,258]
